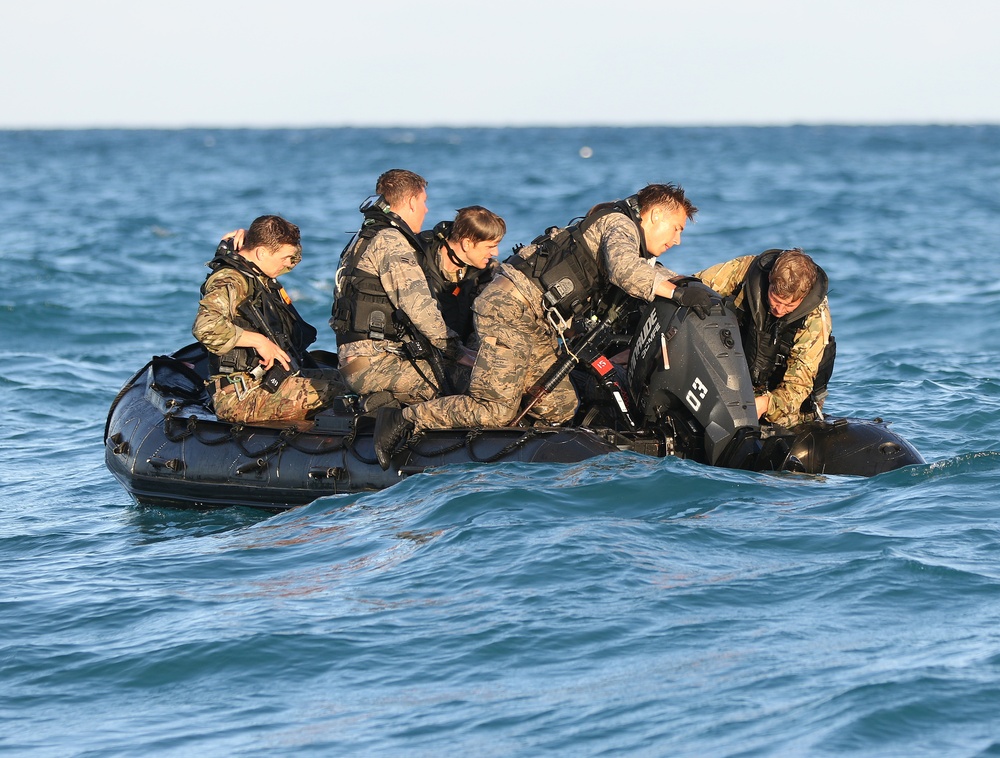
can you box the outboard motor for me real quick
[627,284,769,469]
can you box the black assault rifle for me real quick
[393,308,455,397]
[510,292,635,429]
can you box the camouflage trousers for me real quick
[213,372,346,425]
[340,350,443,407]
[404,274,577,431]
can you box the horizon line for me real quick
[2,120,999,132]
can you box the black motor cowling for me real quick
[626,287,766,469]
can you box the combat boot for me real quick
[373,406,414,470]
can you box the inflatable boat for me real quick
[105,291,924,512]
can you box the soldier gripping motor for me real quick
[193,215,345,425]
[331,169,463,409]
[372,183,710,469]
[695,248,835,429]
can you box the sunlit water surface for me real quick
[3,126,1000,756]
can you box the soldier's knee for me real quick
[491,404,520,427]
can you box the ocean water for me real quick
[3,126,1000,756]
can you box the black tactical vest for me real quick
[731,249,834,406]
[330,209,424,345]
[202,246,317,376]
[507,198,646,320]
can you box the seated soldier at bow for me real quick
[193,215,344,425]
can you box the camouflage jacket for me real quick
[192,268,254,356]
[335,226,457,362]
[510,211,680,308]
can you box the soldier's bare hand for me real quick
[755,393,770,419]
[243,332,290,370]
[221,229,247,251]
[259,342,291,371]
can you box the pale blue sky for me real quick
[3,0,998,128]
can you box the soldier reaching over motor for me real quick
[695,248,835,430]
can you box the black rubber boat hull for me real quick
[104,363,622,512]
[104,320,924,513]
[783,416,923,478]
[104,360,924,512]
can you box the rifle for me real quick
[393,308,455,397]
[237,299,301,394]
[510,292,635,428]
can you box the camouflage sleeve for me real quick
[765,298,833,427]
[587,214,678,301]
[192,269,249,355]
[694,256,755,298]
[369,229,455,349]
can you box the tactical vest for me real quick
[507,198,646,320]
[416,221,496,344]
[330,209,424,345]
[202,246,317,376]
[730,249,835,410]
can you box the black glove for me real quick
[671,283,712,319]
[443,336,465,363]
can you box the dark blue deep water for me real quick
[3,127,1000,756]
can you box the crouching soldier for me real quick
[695,248,835,429]
[416,205,505,391]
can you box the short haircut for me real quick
[450,206,506,243]
[770,248,817,300]
[636,183,698,220]
[244,215,301,252]
[376,169,427,207]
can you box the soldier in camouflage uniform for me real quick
[416,206,505,393]
[331,170,462,409]
[373,183,708,469]
[193,215,344,425]
[695,248,833,429]
[417,205,505,350]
